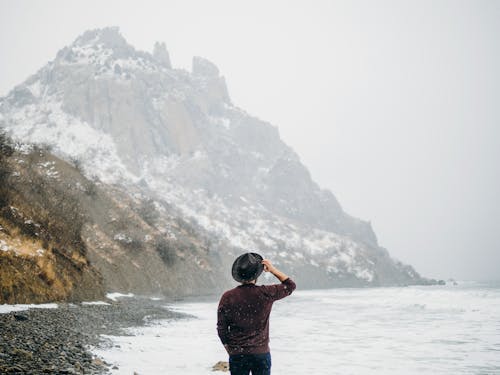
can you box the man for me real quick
[217,252,296,375]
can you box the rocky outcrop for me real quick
[153,42,172,69]
[192,56,219,77]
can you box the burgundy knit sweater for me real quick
[217,278,296,355]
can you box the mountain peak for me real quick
[73,27,128,49]
[55,27,137,65]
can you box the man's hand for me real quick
[262,259,289,282]
[262,259,275,273]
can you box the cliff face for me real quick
[0,28,433,301]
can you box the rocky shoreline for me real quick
[0,297,185,374]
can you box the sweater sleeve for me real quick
[262,278,296,301]
[217,296,229,345]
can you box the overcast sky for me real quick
[1,0,499,281]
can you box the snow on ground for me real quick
[106,292,135,302]
[145,172,376,282]
[0,303,58,314]
[3,97,137,184]
[81,301,111,306]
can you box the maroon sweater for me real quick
[217,278,296,355]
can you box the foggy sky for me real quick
[1,0,499,281]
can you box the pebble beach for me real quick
[0,296,183,374]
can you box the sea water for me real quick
[93,282,500,374]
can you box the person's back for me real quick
[217,253,296,375]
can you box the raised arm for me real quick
[261,259,296,300]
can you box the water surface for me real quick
[94,282,500,374]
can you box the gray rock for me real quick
[192,56,219,77]
[13,313,29,321]
[153,41,172,69]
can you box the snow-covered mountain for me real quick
[0,27,433,289]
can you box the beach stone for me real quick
[5,365,26,372]
[92,358,105,366]
[12,348,33,359]
[13,313,28,321]
[212,360,229,372]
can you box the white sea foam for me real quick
[93,282,500,374]
[0,303,58,314]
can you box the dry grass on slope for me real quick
[0,133,104,304]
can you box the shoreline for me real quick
[0,296,186,374]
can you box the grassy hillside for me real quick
[0,134,104,303]
[0,132,232,304]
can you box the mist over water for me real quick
[94,282,500,374]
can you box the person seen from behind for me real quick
[217,252,296,375]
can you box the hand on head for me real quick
[261,259,274,272]
[261,258,289,282]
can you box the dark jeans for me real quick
[229,352,272,375]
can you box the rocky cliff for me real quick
[0,27,434,302]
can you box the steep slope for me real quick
[0,27,434,289]
[0,135,104,303]
[0,133,232,303]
